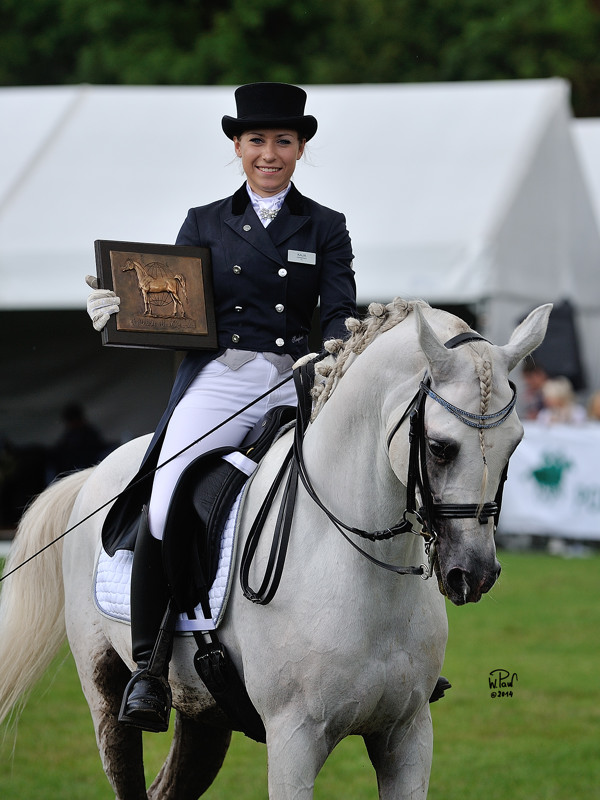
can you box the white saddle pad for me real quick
[94,486,245,631]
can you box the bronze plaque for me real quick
[94,240,217,350]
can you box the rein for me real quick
[241,332,517,600]
[291,365,431,577]
[241,362,431,606]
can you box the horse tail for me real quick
[175,274,188,299]
[0,468,91,725]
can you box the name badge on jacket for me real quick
[288,249,316,265]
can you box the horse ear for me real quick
[415,304,453,380]
[498,303,553,373]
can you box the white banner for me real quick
[498,422,600,539]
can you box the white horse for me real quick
[0,299,550,799]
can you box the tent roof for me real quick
[0,79,593,310]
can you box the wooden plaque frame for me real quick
[94,240,218,351]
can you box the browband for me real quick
[444,332,490,349]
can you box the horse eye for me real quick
[428,439,458,463]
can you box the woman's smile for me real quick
[234,130,305,196]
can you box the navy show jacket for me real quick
[102,182,356,553]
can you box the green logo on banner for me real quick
[531,452,572,495]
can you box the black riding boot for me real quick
[118,508,174,732]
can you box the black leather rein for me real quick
[240,333,517,603]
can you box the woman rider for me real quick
[86,82,357,732]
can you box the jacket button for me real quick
[278,268,287,277]
[243,224,252,231]
[275,304,284,313]
[275,338,284,347]
[235,305,243,312]
[232,334,240,343]
[233,265,242,274]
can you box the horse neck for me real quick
[306,346,418,531]
[132,262,149,282]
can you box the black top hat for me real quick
[221,82,318,141]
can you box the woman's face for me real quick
[234,130,305,197]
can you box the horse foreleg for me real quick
[363,706,433,799]
[147,714,231,800]
[265,716,330,800]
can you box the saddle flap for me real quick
[161,405,296,615]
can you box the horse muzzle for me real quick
[432,533,502,605]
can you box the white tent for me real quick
[572,118,600,222]
[1,79,600,451]
[571,117,600,397]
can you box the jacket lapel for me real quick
[224,183,311,262]
[268,183,310,246]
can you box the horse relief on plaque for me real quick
[94,240,217,350]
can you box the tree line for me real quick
[2,0,600,116]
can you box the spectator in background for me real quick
[48,403,114,479]
[537,376,587,425]
[587,390,600,421]
[521,359,548,420]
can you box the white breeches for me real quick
[148,355,297,540]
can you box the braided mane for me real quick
[312,298,494,508]
[311,298,425,419]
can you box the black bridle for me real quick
[386,374,516,538]
[241,333,518,603]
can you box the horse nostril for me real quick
[446,567,470,604]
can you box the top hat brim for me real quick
[221,114,318,141]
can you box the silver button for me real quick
[243,224,252,231]
[234,305,243,312]
[275,337,284,347]
[278,268,287,277]
[275,304,284,313]
[231,334,240,343]
[233,265,242,274]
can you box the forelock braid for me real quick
[473,351,493,509]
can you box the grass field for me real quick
[1,550,598,798]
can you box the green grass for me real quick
[1,551,598,798]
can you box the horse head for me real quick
[382,302,552,605]
[410,303,551,604]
